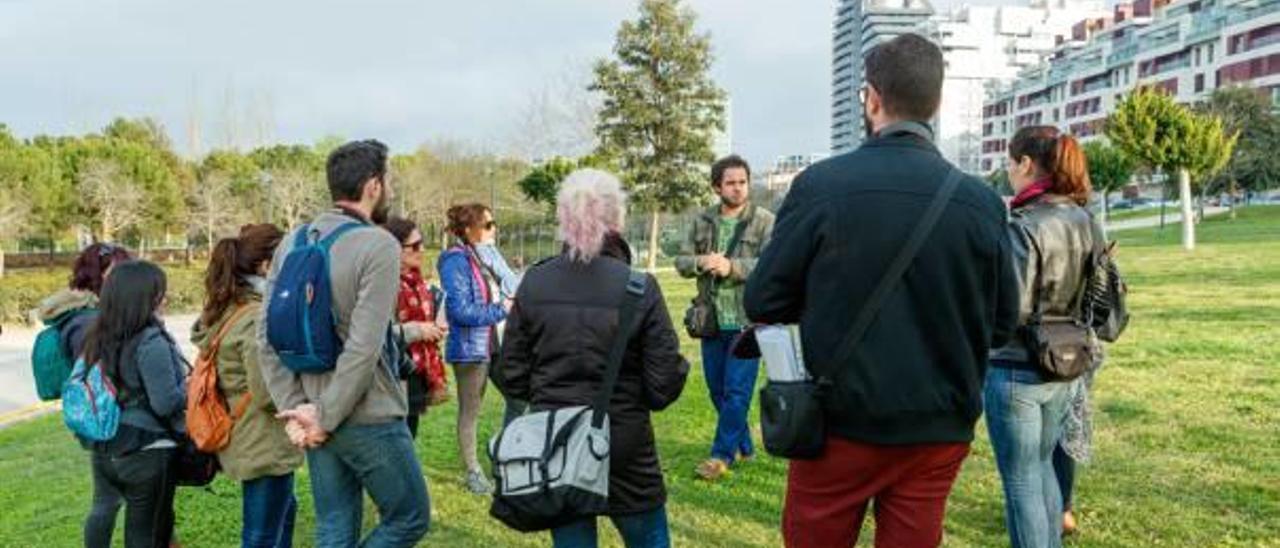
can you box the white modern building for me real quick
[831,0,1108,171]
[980,0,1280,173]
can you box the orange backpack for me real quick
[187,305,254,453]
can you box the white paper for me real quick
[756,324,809,382]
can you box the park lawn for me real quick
[1,207,1278,547]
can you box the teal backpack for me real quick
[31,310,92,401]
[62,358,122,442]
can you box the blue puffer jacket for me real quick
[438,246,507,363]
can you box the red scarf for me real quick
[396,267,445,386]
[1011,178,1054,209]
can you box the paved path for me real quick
[1106,206,1227,232]
[0,314,198,421]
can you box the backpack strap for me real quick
[590,270,649,428]
[204,305,254,359]
[318,222,366,252]
[205,305,255,419]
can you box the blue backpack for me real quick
[62,358,122,442]
[266,222,365,373]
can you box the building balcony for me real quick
[1228,0,1280,27]
[1147,32,1181,51]
[1187,14,1226,44]
[1108,43,1140,66]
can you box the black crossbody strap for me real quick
[591,271,649,428]
[817,168,964,379]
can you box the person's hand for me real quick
[704,254,732,278]
[277,404,328,448]
[420,322,447,342]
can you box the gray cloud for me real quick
[0,0,832,170]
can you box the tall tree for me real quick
[1201,87,1280,216]
[0,130,63,276]
[1106,88,1236,250]
[592,0,727,271]
[1082,141,1136,223]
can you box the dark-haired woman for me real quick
[986,126,1103,548]
[438,203,512,494]
[384,216,450,438]
[33,243,133,371]
[191,223,303,548]
[80,260,186,548]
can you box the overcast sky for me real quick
[0,0,857,170]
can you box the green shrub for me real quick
[0,265,206,325]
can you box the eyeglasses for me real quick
[484,221,497,230]
[403,240,423,252]
[97,244,118,258]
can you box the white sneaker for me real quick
[465,470,492,495]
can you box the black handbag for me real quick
[683,217,749,339]
[173,437,220,487]
[756,168,965,460]
[1020,231,1096,381]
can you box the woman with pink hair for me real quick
[494,169,689,547]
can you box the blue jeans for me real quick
[701,331,760,463]
[306,421,431,548]
[984,365,1071,548]
[551,506,671,548]
[242,474,297,548]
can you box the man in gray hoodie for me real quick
[258,139,429,547]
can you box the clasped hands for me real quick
[277,404,328,449]
[699,253,733,278]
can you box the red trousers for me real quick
[782,437,970,548]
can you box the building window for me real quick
[1196,74,1206,92]
[1209,43,1215,62]
[1195,48,1202,67]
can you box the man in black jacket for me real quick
[744,34,1019,547]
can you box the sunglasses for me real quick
[403,240,424,252]
[484,221,497,230]
[97,244,118,258]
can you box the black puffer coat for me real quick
[494,236,689,515]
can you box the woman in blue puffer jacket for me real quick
[438,202,515,494]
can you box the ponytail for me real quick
[1009,126,1093,206]
[1053,135,1092,206]
[200,238,241,329]
[198,223,285,329]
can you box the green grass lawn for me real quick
[2,207,1278,547]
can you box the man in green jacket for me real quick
[675,155,775,481]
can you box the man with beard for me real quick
[676,154,775,482]
[260,139,431,546]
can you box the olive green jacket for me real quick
[674,204,776,328]
[192,296,303,481]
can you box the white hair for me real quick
[556,168,627,263]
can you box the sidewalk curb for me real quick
[0,401,59,430]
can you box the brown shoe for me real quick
[696,458,731,481]
[1063,510,1078,535]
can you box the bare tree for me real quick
[267,168,326,230]
[505,64,600,162]
[79,159,145,242]
[188,172,248,252]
